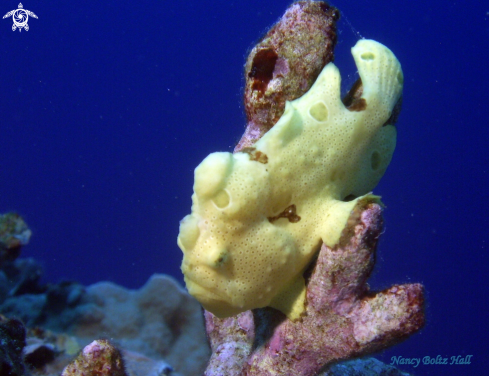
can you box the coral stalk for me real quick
[236,0,339,152]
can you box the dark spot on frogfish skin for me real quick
[241,147,268,164]
[342,77,367,112]
[347,98,367,111]
[249,48,278,95]
[268,204,301,223]
[383,96,402,126]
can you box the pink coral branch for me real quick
[235,0,339,152]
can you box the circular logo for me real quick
[13,9,28,28]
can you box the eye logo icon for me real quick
[3,3,37,32]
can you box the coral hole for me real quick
[248,48,278,94]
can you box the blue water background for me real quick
[1,1,487,375]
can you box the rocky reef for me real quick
[0,212,32,267]
[0,256,209,375]
[61,339,128,376]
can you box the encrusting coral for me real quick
[237,0,339,151]
[0,212,31,266]
[177,0,424,374]
[61,339,128,376]
[0,316,27,376]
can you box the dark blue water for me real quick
[1,1,487,375]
